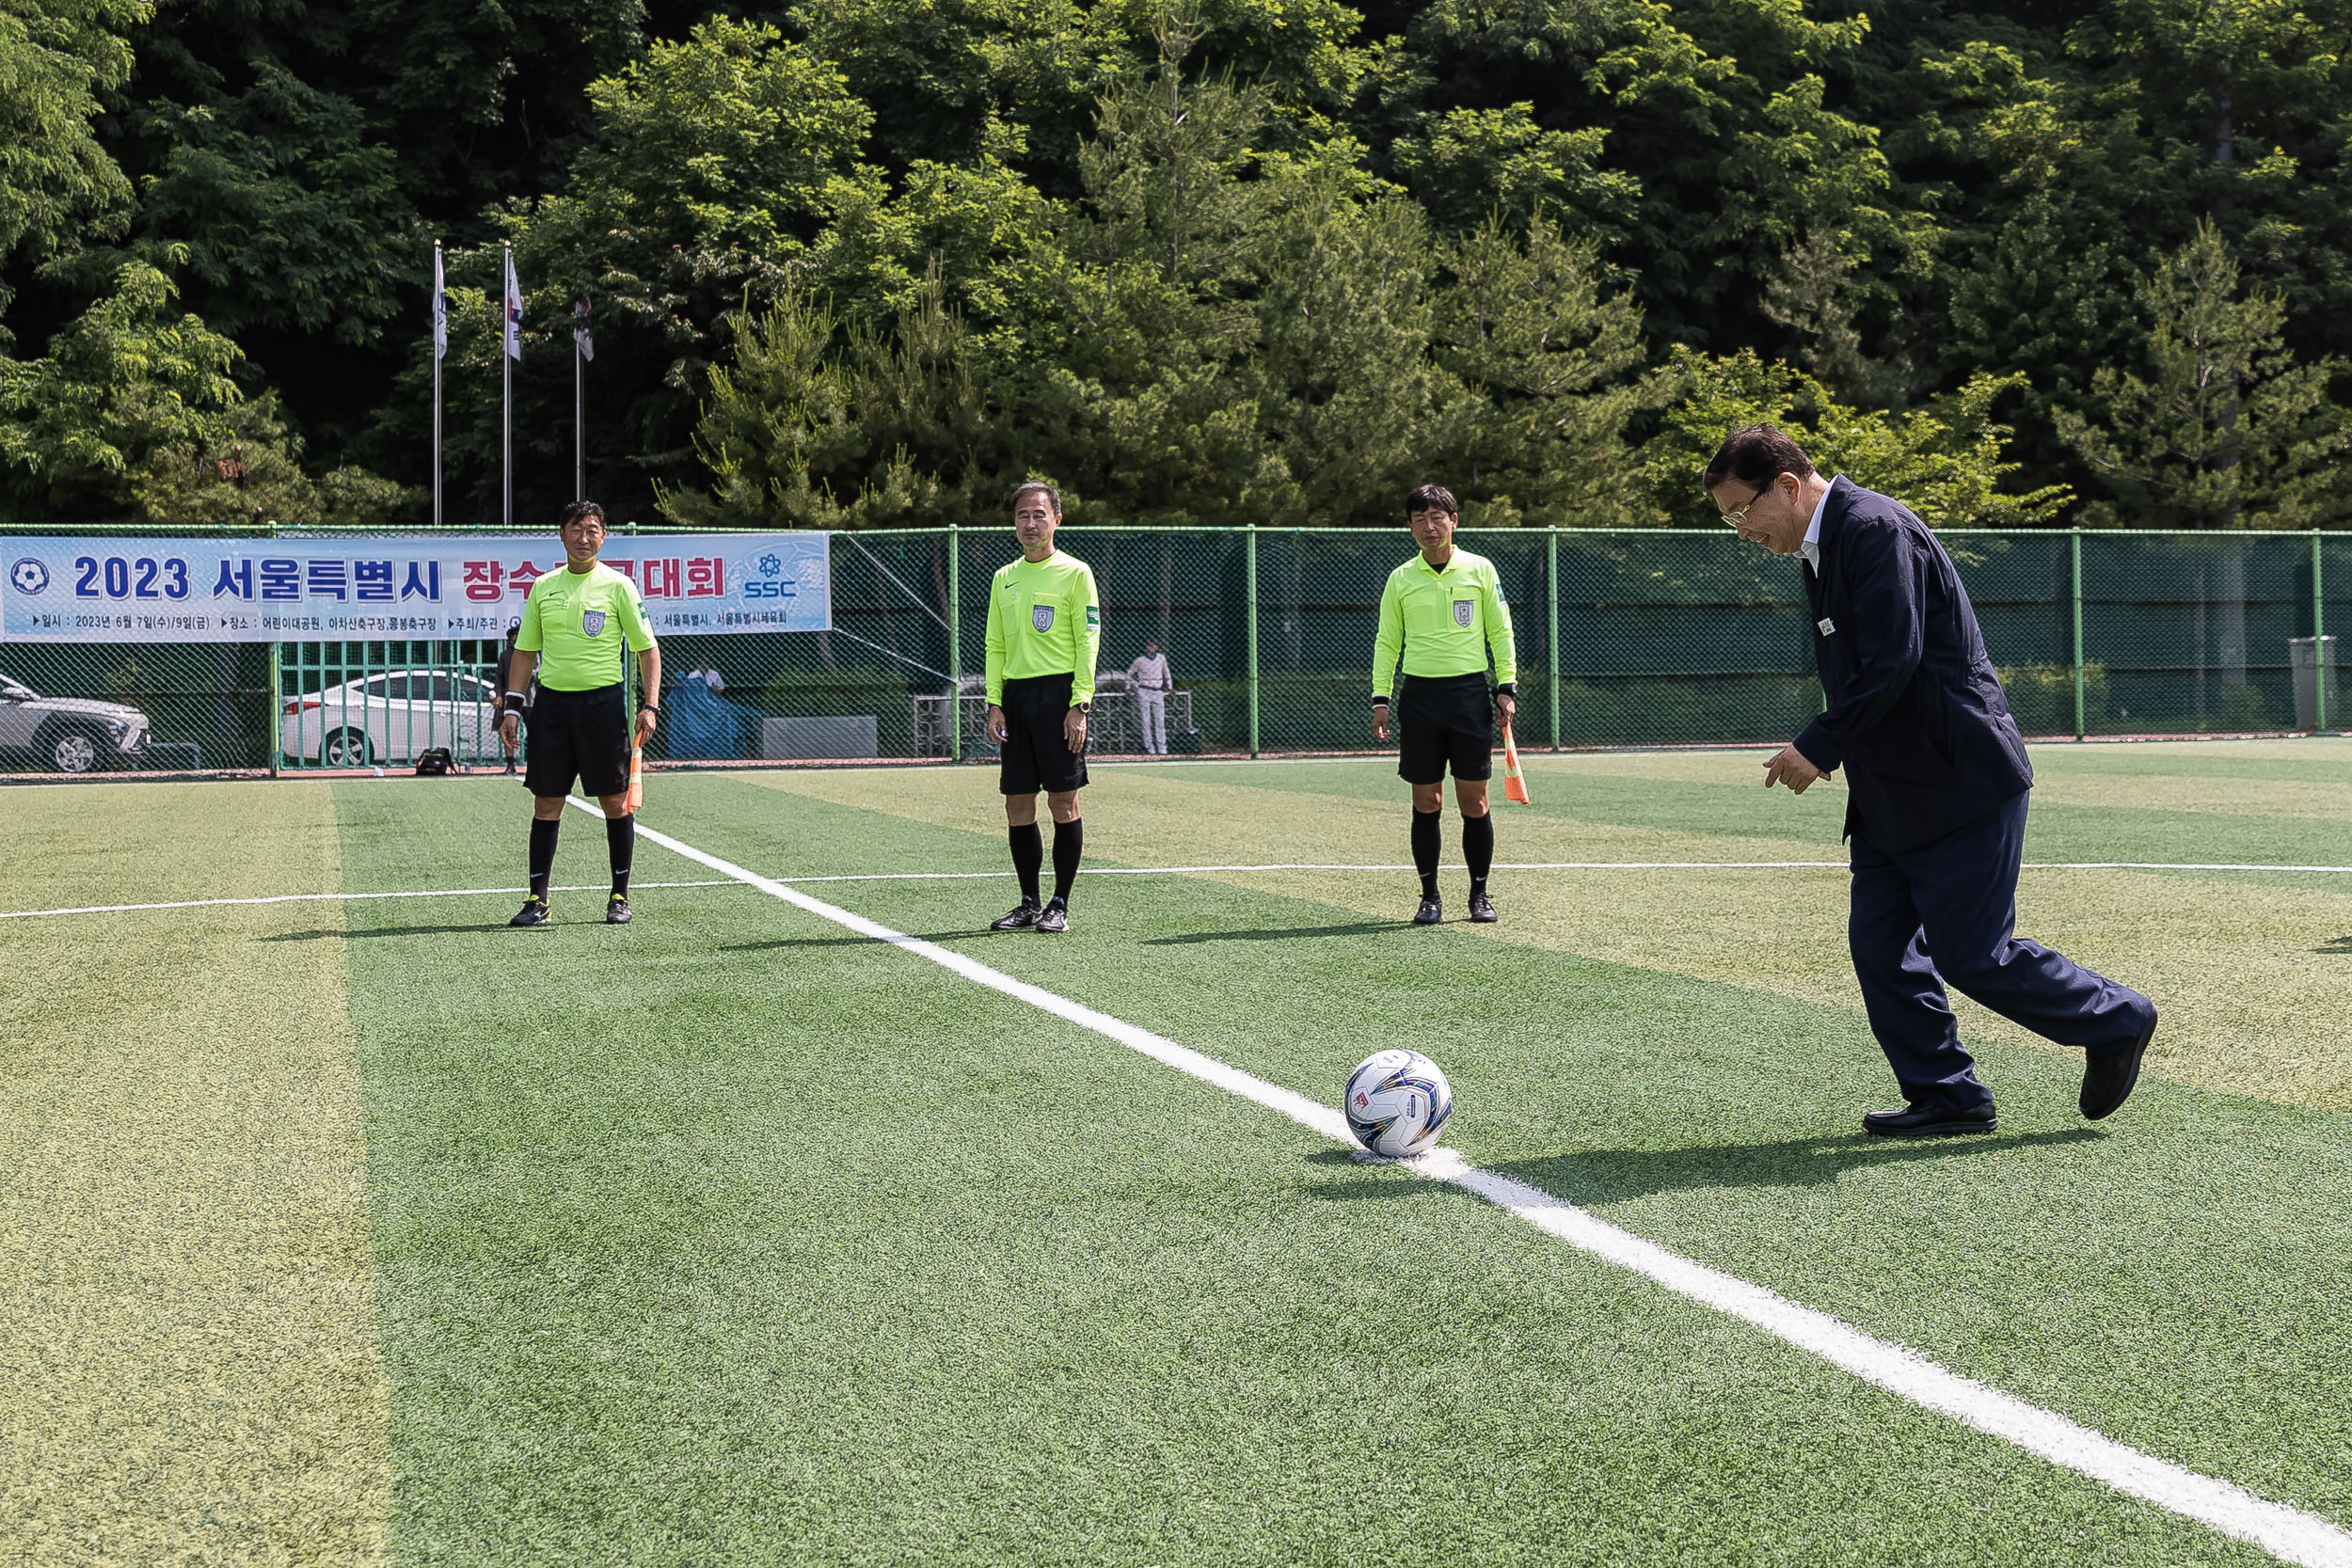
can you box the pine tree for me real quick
[2056,222,2352,528]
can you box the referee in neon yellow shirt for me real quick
[497,501,660,927]
[1372,483,1518,926]
[983,482,1100,933]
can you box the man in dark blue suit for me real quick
[1705,425,2158,1136]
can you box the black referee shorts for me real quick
[999,673,1089,796]
[1396,672,1495,785]
[525,683,631,799]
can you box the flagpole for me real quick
[432,241,444,527]
[574,316,584,503]
[501,241,513,527]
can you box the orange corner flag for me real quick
[625,739,644,814]
[1502,722,1531,804]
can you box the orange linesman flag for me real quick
[1502,721,1531,804]
[625,739,644,814]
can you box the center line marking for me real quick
[580,795,2352,1568]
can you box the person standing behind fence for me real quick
[984,482,1100,934]
[1373,483,1517,927]
[1127,640,1173,755]
[497,501,661,927]
[1711,422,2157,1134]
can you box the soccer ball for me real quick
[1343,1049,1454,1159]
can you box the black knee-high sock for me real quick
[528,816,559,899]
[1410,808,1441,900]
[606,813,635,896]
[1051,817,1083,903]
[1463,811,1495,891]
[1009,823,1043,905]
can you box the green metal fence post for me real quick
[1547,525,1562,752]
[1246,525,1261,758]
[268,642,282,777]
[2071,529,2086,741]
[946,524,963,761]
[2316,531,2328,733]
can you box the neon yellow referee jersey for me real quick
[984,550,1101,705]
[516,562,657,691]
[1371,547,1517,698]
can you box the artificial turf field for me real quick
[6,741,2352,1567]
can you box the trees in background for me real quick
[0,0,2346,526]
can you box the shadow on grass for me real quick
[1302,1127,2103,1206]
[2313,935,2352,954]
[260,923,526,942]
[1145,920,1420,944]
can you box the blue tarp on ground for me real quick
[666,682,758,759]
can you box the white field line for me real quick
[583,793,2352,1568]
[0,880,736,921]
[7,858,2343,923]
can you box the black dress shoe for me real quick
[1862,1102,1998,1138]
[1411,895,1443,926]
[2081,1006,2157,1120]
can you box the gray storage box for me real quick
[760,715,879,760]
[2292,636,2339,730]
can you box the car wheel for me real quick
[323,728,371,768]
[49,726,103,774]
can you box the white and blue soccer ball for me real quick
[1343,1049,1454,1159]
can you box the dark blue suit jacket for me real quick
[1793,477,2033,852]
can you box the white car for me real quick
[0,673,153,773]
[281,669,501,768]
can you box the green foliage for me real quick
[0,0,143,322]
[0,262,397,521]
[2057,222,2352,530]
[1643,347,2073,530]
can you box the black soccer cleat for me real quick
[1411,895,1443,926]
[509,896,551,927]
[1036,899,1070,933]
[606,893,632,925]
[1468,889,1498,924]
[991,900,1041,931]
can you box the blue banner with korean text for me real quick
[0,533,832,641]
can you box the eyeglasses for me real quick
[1718,478,1775,529]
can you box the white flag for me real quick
[573,296,594,362]
[501,246,522,361]
[431,245,447,360]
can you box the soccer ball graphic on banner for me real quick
[1343,1049,1454,1159]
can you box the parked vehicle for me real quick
[0,672,153,773]
[281,669,500,767]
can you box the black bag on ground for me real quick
[415,747,453,776]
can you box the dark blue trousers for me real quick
[1848,792,2153,1113]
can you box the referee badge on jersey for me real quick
[582,610,608,638]
[1032,604,1056,632]
[1453,599,1474,627]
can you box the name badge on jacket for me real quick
[1817,617,1836,636]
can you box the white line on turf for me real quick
[8,857,2344,923]
[0,880,736,921]
[585,793,2352,1568]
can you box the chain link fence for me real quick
[1,523,2344,775]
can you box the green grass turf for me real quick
[310,771,2345,1565]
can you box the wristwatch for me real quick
[1071,702,1091,715]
